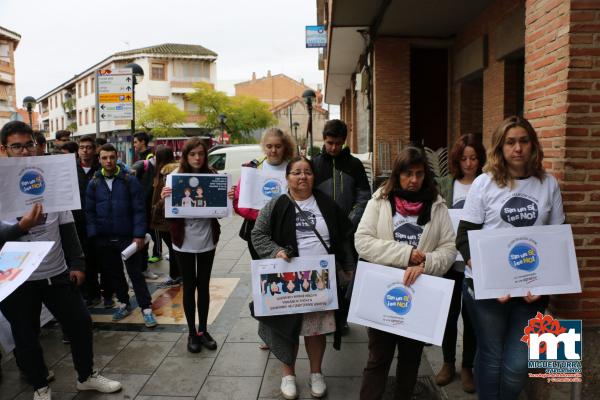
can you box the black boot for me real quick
[198,332,217,350]
[187,335,202,353]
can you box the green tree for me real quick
[136,101,187,137]
[186,82,276,140]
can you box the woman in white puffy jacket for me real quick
[355,147,456,400]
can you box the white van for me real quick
[208,145,263,184]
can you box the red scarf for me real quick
[394,197,423,217]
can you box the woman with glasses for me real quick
[251,156,356,399]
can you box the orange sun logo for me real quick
[521,312,567,354]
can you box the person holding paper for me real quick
[251,156,356,399]
[0,121,122,400]
[433,134,486,392]
[230,128,297,260]
[160,138,221,354]
[354,147,456,400]
[85,143,158,328]
[456,116,565,400]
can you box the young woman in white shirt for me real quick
[161,138,221,353]
[456,116,565,399]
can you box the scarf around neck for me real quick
[388,188,436,226]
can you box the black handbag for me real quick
[238,219,255,242]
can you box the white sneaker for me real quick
[280,375,297,399]
[34,386,51,400]
[310,373,327,398]
[142,270,158,280]
[76,371,122,393]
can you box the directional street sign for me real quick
[96,68,133,121]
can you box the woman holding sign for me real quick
[161,138,221,354]
[354,147,457,400]
[434,134,486,392]
[456,116,564,399]
[230,128,296,259]
[251,156,356,399]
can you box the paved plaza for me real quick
[0,216,572,400]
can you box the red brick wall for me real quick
[373,37,411,176]
[525,0,600,325]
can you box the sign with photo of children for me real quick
[165,173,232,218]
[251,255,338,316]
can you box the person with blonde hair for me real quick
[456,116,565,399]
[229,128,297,259]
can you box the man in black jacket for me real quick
[311,119,371,230]
[0,121,121,400]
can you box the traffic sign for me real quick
[96,68,133,121]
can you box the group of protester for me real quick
[0,114,564,400]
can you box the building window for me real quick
[79,111,82,126]
[78,83,81,98]
[84,81,88,96]
[151,62,166,80]
[0,44,9,62]
[50,119,53,131]
[85,109,89,125]
[184,99,198,112]
[91,77,95,93]
[61,117,64,130]
[149,96,168,104]
[92,107,96,123]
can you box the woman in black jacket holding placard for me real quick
[251,156,356,400]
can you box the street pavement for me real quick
[0,216,572,399]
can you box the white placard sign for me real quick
[0,241,54,302]
[238,167,287,210]
[468,225,581,299]
[0,154,80,219]
[447,209,464,262]
[251,255,338,316]
[347,261,454,346]
[165,173,232,218]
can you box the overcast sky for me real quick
[1,0,327,103]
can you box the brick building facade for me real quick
[0,26,21,129]
[317,0,600,328]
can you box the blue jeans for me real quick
[462,279,545,400]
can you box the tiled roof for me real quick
[114,43,217,57]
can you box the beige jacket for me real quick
[355,188,457,277]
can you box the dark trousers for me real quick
[441,268,476,368]
[0,272,94,390]
[174,249,215,334]
[95,237,152,310]
[158,231,180,279]
[360,328,425,400]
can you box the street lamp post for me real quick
[302,89,316,157]
[218,114,227,144]
[292,121,300,152]
[23,96,36,128]
[124,63,144,137]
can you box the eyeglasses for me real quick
[289,170,313,176]
[7,142,37,152]
[79,145,94,150]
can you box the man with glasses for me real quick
[0,121,122,400]
[54,130,71,150]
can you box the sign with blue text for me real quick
[0,154,80,219]
[165,173,231,218]
[306,25,327,48]
[251,255,338,316]
[238,167,287,210]
[468,225,581,299]
[347,261,454,345]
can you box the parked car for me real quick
[207,145,263,184]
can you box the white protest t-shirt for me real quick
[3,211,72,281]
[461,173,565,277]
[392,213,423,247]
[172,218,215,254]
[452,180,471,209]
[295,195,330,256]
[261,160,288,173]
[104,177,114,191]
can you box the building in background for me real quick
[36,43,217,163]
[317,0,600,341]
[235,71,328,147]
[0,26,21,129]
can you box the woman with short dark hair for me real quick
[355,147,456,400]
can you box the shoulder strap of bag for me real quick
[287,194,332,254]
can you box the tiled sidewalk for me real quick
[0,216,572,399]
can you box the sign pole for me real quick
[95,71,100,137]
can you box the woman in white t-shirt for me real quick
[456,116,565,400]
[434,134,486,393]
[161,138,221,354]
